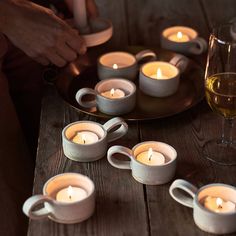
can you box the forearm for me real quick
[0,0,17,34]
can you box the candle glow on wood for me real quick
[150,68,168,79]
[71,131,99,144]
[168,31,190,42]
[56,186,88,203]
[136,147,165,166]
[101,88,125,99]
[204,196,236,213]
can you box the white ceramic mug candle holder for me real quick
[23,173,95,224]
[62,117,128,162]
[97,50,157,81]
[107,141,177,185]
[161,26,207,55]
[169,179,236,234]
[73,0,113,47]
[139,55,189,97]
[76,78,136,115]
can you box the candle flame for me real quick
[216,197,223,209]
[148,148,153,161]
[177,31,183,39]
[110,88,115,96]
[67,186,73,200]
[157,68,162,79]
[113,63,118,69]
[82,134,86,144]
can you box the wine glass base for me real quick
[203,139,236,165]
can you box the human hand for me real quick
[3,1,87,67]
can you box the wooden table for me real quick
[27,77,236,235]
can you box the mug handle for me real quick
[107,145,132,169]
[169,179,198,208]
[169,54,189,73]
[103,117,128,142]
[23,195,54,220]
[75,88,97,108]
[189,37,208,55]
[135,49,157,63]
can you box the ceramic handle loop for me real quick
[189,37,208,55]
[75,88,97,108]
[23,195,54,220]
[169,54,189,73]
[169,179,198,208]
[135,49,157,62]
[107,145,132,169]
[103,117,128,142]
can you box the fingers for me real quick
[86,0,99,18]
[34,56,50,66]
[56,43,77,62]
[65,29,87,55]
[45,50,67,67]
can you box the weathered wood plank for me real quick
[125,0,209,46]
[201,0,236,29]
[140,101,236,235]
[96,0,129,47]
[28,85,148,236]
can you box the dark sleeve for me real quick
[31,0,72,18]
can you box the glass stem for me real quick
[221,118,234,144]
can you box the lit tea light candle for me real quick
[204,196,236,213]
[72,131,99,144]
[150,68,168,79]
[113,63,118,69]
[168,31,190,42]
[136,148,165,166]
[101,88,125,99]
[56,185,88,203]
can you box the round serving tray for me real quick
[55,47,204,121]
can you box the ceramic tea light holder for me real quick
[169,179,236,234]
[161,26,207,55]
[139,54,189,97]
[76,78,136,115]
[23,173,95,224]
[62,117,128,162]
[97,50,157,81]
[107,141,177,185]
[73,0,113,47]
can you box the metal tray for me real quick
[56,47,204,121]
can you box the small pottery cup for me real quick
[76,78,136,115]
[107,141,177,185]
[139,54,189,97]
[97,49,157,81]
[169,179,236,234]
[62,117,128,162]
[23,173,95,224]
[161,26,207,55]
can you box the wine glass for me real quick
[204,23,236,165]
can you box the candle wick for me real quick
[83,139,86,144]
[149,154,152,161]
[69,195,72,200]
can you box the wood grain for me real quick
[125,0,209,46]
[28,86,149,236]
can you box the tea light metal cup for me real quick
[23,173,95,224]
[76,78,136,115]
[139,54,189,97]
[169,179,236,234]
[107,141,177,185]
[161,26,207,55]
[97,50,156,81]
[62,117,128,162]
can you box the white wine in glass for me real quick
[204,23,236,165]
